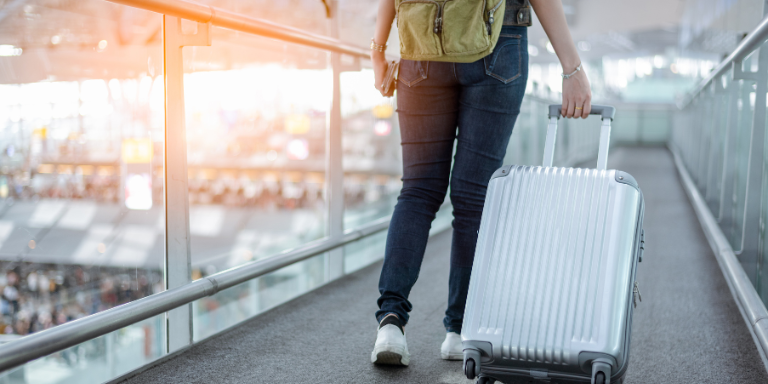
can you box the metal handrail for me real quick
[682,14,768,106]
[107,0,377,59]
[0,216,390,372]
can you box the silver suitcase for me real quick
[462,105,645,384]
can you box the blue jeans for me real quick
[376,26,529,334]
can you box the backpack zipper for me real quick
[433,2,444,34]
[486,0,504,35]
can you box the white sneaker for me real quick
[441,332,463,360]
[371,319,410,366]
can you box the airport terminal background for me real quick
[0,0,766,383]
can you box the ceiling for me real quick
[0,0,762,83]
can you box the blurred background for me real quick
[0,0,762,382]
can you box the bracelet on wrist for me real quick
[561,63,582,80]
[370,38,387,53]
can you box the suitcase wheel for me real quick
[595,372,606,384]
[476,377,495,384]
[591,360,611,384]
[464,358,476,380]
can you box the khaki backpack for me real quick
[395,0,506,63]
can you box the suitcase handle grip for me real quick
[543,104,614,170]
[547,104,615,120]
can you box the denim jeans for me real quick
[376,26,529,334]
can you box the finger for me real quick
[582,99,592,119]
[575,98,586,118]
[565,98,576,118]
[561,99,570,118]
[578,95,588,118]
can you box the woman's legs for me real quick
[444,26,529,333]
[443,99,521,333]
[376,60,460,325]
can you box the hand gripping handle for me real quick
[547,104,615,120]
[542,104,615,171]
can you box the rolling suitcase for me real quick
[461,105,645,384]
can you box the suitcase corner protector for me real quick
[615,170,639,190]
[490,165,514,180]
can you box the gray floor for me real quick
[122,147,768,383]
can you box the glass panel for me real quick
[0,314,164,384]
[505,97,542,166]
[183,27,328,272]
[341,70,401,230]
[0,1,166,380]
[731,76,756,251]
[613,109,641,144]
[344,231,387,275]
[193,253,327,341]
[760,141,768,301]
[639,110,672,144]
[704,86,730,214]
[342,203,453,275]
[560,115,600,167]
[696,93,715,192]
[759,61,768,303]
[184,27,330,338]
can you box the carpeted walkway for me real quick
[121,147,768,383]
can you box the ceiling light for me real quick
[577,41,591,51]
[98,40,108,50]
[0,45,22,57]
[51,35,61,45]
[528,46,539,57]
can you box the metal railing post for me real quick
[163,15,211,353]
[737,44,768,285]
[326,0,345,280]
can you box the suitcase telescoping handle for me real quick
[544,104,616,171]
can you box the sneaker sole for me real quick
[440,351,463,361]
[371,346,410,366]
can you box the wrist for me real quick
[561,62,583,80]
[371,50,386,60]
[560,59,581,73]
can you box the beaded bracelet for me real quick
[370,39,387,53]
[561,63,582,80]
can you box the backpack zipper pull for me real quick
[633,281,642,308]
[434,4,444,34]
[486,1,504,35]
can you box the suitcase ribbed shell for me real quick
[462,165,643,378]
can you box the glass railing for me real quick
[670,14,768,325]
